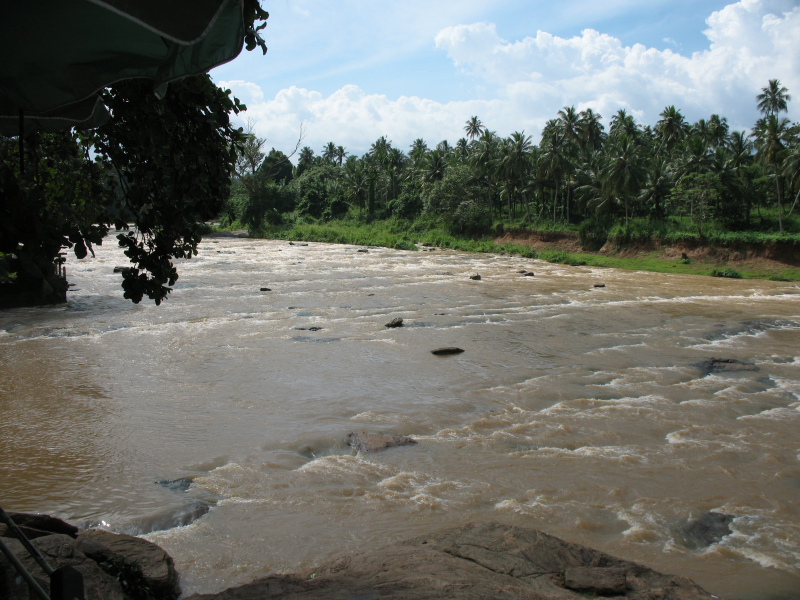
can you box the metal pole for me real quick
[0,507,54,575]
[0,536,50,600]
[18,109,25,175]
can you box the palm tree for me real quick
[335,145,347,167]
[409,138,428,170]
[322,141,337,163]
[600,135,646,223]
[464,116,485,141]
[540,125,573,223]
[422,149,448,183]
[496,131,533,217]
[638,155,674,219]
[296,146,315,177]
[577,109,605,152]
[757,79,791,116]
[753,114,791,231]
[609,109,640,142]
[656,105,688,155]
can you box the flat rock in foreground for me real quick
[185,522,720,600]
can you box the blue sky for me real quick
[211,0,800,158]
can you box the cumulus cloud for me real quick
[224,0,799,158]
[435,0,799,131]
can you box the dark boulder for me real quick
[431,347,464,355]
[385,317,404,328]
[259,287,271,292]
[683,512,735,547]
[78,529,181,599]
[346,431,417,453]
[594,283,606,288]
[693,358,759,375]
[470,274,481,280]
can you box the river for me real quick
[1,233,799,599]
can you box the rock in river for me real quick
[385,317,404,328]
[346,431,417,453]
[682,511,735,547]
[431,347,464,355]
[184,522,720,600]
[693,357,759,375]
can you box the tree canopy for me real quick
[0,2,269,307]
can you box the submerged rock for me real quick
[469,274,482,280]
[693,357,759,375]
[683,511,735,547]
[155,477,194,492]
[184,522,720,600]
[346,431,417,453]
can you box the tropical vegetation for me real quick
[225,80,800,261]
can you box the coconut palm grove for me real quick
[227,79,799,254]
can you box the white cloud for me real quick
[223,0,800,158]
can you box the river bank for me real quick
[0,513,722,600]
[224,221,800,281]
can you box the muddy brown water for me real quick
[1,235,799,599]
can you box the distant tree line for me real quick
[228,80,800,242]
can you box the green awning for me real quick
[0,0,247,135]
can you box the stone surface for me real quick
[564,566,627,595]
[3,512,79,539]
[184,522,720,600]
[469,274,481,280]
[346,431,418,453]
[78,529,181,600]
[385,317,404,328]
[693,358,759,375]
[0,534,126,600]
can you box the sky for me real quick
[211,0,800,159]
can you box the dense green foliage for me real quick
[0,3,269,306]
[230,81,800,254]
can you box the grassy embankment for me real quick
[225,212,800,282]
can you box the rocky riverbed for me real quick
[1,513,721,600]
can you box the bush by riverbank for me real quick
[217,214,800,282]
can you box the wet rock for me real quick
[683,512,735,546]
[357,248,369,253]
[564,566,627,595]
[431,347,464,355]
[524,271,535,277]
[693,358,759,375]
[470,274,482,280]
[155,477,194,492]
[184,522,719,600]
[79,530,180,599]
[385,317,404,328]
[594,283,606,288]
[1,511,79,540]
[346,431,417,453]
[113,266,135,275]
[293,326,323,332]
[0,534,126,600]
[259,287,271,292]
